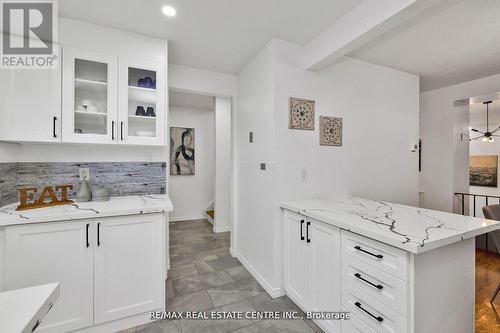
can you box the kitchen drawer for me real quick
[341,231,409,281]
[341,254,408,315]
[342,286,407,333]
[342,307,377,333]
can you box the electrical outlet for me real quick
[249,131,254,143]
[79,168,90,181]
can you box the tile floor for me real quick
[121,219,323,333]
[119,220,500,333]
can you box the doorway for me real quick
[167,89,233,234]
[453,93,500,332]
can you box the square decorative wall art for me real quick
[170,127,195,175]
[470,155,498,187]
[320,116,342,146]
[289,97,315,130]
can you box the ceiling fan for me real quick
[469,101,500,143]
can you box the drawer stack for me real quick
[340,231,410,333]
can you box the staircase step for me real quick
[207,210,214,219]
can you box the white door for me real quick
[94,214,164,324]
[309,219,341,333]
[118,57,165,146]
[62,47,118,144]
[283,211,310,310]
[0,46,61,142]
[5,221,94,333]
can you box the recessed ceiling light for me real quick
[162,5,176,17]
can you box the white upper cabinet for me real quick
[0,47,61,143]
[0,20,168,146]
[118,58,165,146]
[61,47,166,146]
[62,47,118,144]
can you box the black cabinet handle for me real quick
[112,121,115,140]
[86,223,89,248]
[32,319,40,332]
[355,273,383,290]
[354,301,383,322]
[354,245,383,259]
[120,121,124,141]
[97,222,101,246]
[306,221,311,243]
[53,116,57,138]
[300,220,305,240]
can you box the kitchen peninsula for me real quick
[281,196,500,333]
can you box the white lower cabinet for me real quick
[341,308,377,333]
[283,211,411,333]
[94,214,163,323]
[283,211,341,333]
[283,209,476,333]
[283,211,309,309]
[341,286,407,333]
[310,221,341,333]
[4,213,164,332]
[5,221,93,332]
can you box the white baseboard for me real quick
[230,248,285,298]
[214,225,230,233]
[73,309,163,332]
[169,215,205,222]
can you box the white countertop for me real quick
[0,195,173,227]
[0,283,59,333]
[281,196,500,254]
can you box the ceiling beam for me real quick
[302,0,443,71]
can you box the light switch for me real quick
[301,169,308,182]
[260,163,266,171]
[79,168,90,181]
[249,131,254,143]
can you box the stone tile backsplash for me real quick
[0,163,19,207]
[0,162,166,207]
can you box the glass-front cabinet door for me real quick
[118,58,165,146]
[62,48,117,143]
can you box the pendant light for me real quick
[470,101,499,143]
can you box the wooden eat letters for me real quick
[16,185,74,211]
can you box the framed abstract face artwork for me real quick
[170,127,195,175]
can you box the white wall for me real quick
[169,64,237,98]
[235,39,420,296]
[420,72,500,213]
[235,42,278,295]
[168,106,215,221]
[214,98,232,232]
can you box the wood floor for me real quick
[476,249,500,333]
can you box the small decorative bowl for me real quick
[93,187,111,202]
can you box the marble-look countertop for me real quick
[281,196,500,254]
[0,195,173,227]
[0,283,59,333]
